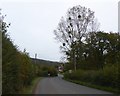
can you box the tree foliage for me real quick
[1,11,58,94]
[54,5,120,70]
[54,5,120,92]
[2,19,35,93]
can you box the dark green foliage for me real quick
[35,65,58,77]
[64,32,120,70]
[64,64,120,90]
[1,14,58,94]
[31,58,60,66]
[2,28,35,93]
[63,33,120,91]
[2,19,21,93]
[53,5,120,92]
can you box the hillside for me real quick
[30,58,61,66]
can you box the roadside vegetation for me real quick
[64,64,119,93]
[1,4,120,94]
[21,77,42,94]
[54,5,120,93]
[1,11,58,94]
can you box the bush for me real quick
[2,29,36,94]
[36,66,58,77]
[64,64,120,89]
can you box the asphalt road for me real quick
[34,77,112,94]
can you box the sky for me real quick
[0,0,119,62]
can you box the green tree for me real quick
[84,31,120,69]
[1,11,36,94]
[2,18,20,93]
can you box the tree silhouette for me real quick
[54,5,99,70]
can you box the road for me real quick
[33,77,112,94]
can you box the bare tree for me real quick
[54,5,99,70]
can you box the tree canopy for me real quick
[54,5,100,70]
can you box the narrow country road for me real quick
[34,77,112,94]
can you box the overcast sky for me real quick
[1,0,119,62]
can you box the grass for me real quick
[64,78,120,94]
[21,77,43,94]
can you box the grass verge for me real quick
[21,77,43,94]
[63,78,120,94]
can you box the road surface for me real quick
[34,77,112,94]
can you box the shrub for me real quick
[64,64,120,89]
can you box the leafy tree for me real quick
[2,16,20,93]
[104,32,120,65]
[84,32,107,69]
[1,10,36,94]
[81,31,120,70]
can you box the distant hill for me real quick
[30,58,61,66]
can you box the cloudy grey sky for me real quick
[1,0,118,62]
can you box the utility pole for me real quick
[118,1,120,35]
[35,53,37,64]
[35,53,37,59]
[35,53,37,74]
